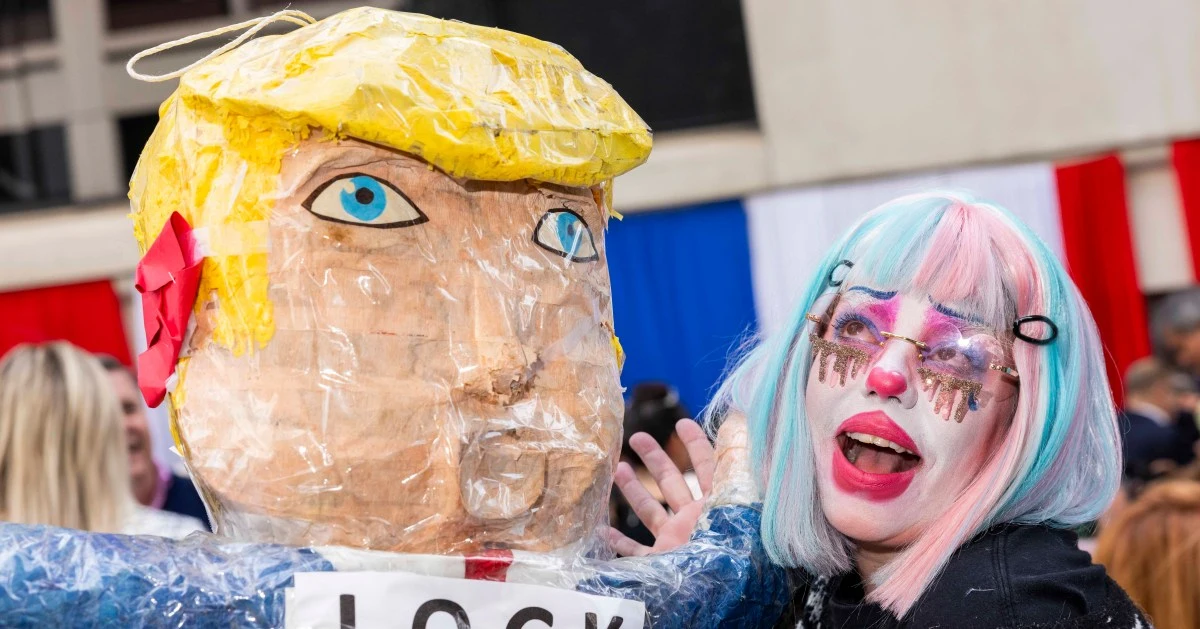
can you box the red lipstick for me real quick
[831,411,921,501]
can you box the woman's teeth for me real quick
[840,432,921,474]
[844,431,915,456]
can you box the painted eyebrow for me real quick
[846,286,897,300]
[930,299,986,325]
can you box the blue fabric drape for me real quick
[606,199,758,416]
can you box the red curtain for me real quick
[1172,139,1200,281]
[1055,154,1150,407]
[0,280,132,365]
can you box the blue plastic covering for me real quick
[0,522,334,627]
[580,505,792,628]
[0,505,788,628]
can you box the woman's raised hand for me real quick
[605,419,716,556]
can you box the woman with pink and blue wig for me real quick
[611,192,1149,628]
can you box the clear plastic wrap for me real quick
[0,504,789,628]
[0,522,334,627]
[160,136,628,554]
[127,6,650,555]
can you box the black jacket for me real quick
[776,524,1148,628]
[1120,409,1194,482]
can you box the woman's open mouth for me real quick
[830,411,923,501]
[837,432,920,474]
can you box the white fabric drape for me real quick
[745,163,1062,335]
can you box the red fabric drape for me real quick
[1055,154,1151,406]
[0,280,132,364]
[1171,139,1200,282]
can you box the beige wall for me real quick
[621,0,1200,220]
[739,0,1200,187]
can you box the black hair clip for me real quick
[1013,315,1058,345]
[827,259,854,288]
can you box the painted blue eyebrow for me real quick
[846,286,897,300]
[931,299,985,324]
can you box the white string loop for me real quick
[126,10,317,83]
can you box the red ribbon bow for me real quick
[135,212,202,408]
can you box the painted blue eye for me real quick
[534,209,598,262]
[555,212,585,248]
[303,173,428,229]
[339,176,387,221]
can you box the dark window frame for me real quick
[0,124,72,215]
[105,0,230,32]
[0,0,54,49]
[409,0,758,132]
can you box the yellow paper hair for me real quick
[129,7,651,355]
[176,7,650,187]
[130,95,304,353]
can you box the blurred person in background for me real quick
[610,382,697,546]
[98,356,211,530]
[0,342,203,537]
[1150,289,1200,451]
[1094,480,1200,629]
[1152,287,1200,375]
[1121,357,1199,484]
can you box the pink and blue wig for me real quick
[707,192,1120,615]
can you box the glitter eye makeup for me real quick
[917,367,984,423]
[808,296,1014,423]
[810,334,871,386]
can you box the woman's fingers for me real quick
[614,460,670,535]
[604,526,652,557]
[676,419,716,496]
[611,423,715,554]
[628,432,695,513]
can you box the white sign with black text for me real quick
[285,572,647,629]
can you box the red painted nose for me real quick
[867,368,907,397]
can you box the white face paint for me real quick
[805,289,1019,548]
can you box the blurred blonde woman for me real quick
[1095,480,1200,629]
[0,342,201,537]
